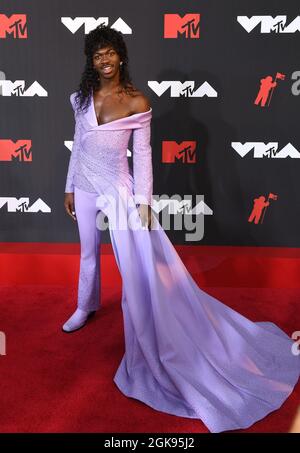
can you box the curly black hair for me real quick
[73,24,136,112]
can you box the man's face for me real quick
[93,45,121,78]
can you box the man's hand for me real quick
[137,204,153,230]
[64,192,76,221]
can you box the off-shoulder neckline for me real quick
[91,94,152,127]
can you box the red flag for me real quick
[276,72,285,80]
[268,193,278,200]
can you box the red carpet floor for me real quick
[0,243,299,433]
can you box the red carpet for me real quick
[0,243,299,433]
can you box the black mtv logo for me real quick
[11,144,32,162]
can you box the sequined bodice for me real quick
[65,92,153,206]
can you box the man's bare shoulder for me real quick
[129,90,151,114]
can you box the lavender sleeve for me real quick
[65,93,80,193]
[132,118,153,206]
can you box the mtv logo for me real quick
[148,80,217,97]
[0,139,32,162]
[162,141,197,163]
[237,15,300,33]
[0,80,47,96]
[0,197,51,213]
[164,14,200,38]
[61,17,132,35]
[0,14,27,38]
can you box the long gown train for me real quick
[83,163,299,433]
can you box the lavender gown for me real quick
[65,92,300,433]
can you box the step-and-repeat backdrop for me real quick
[1,0,300,246]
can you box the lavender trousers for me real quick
[74,185,102,312]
